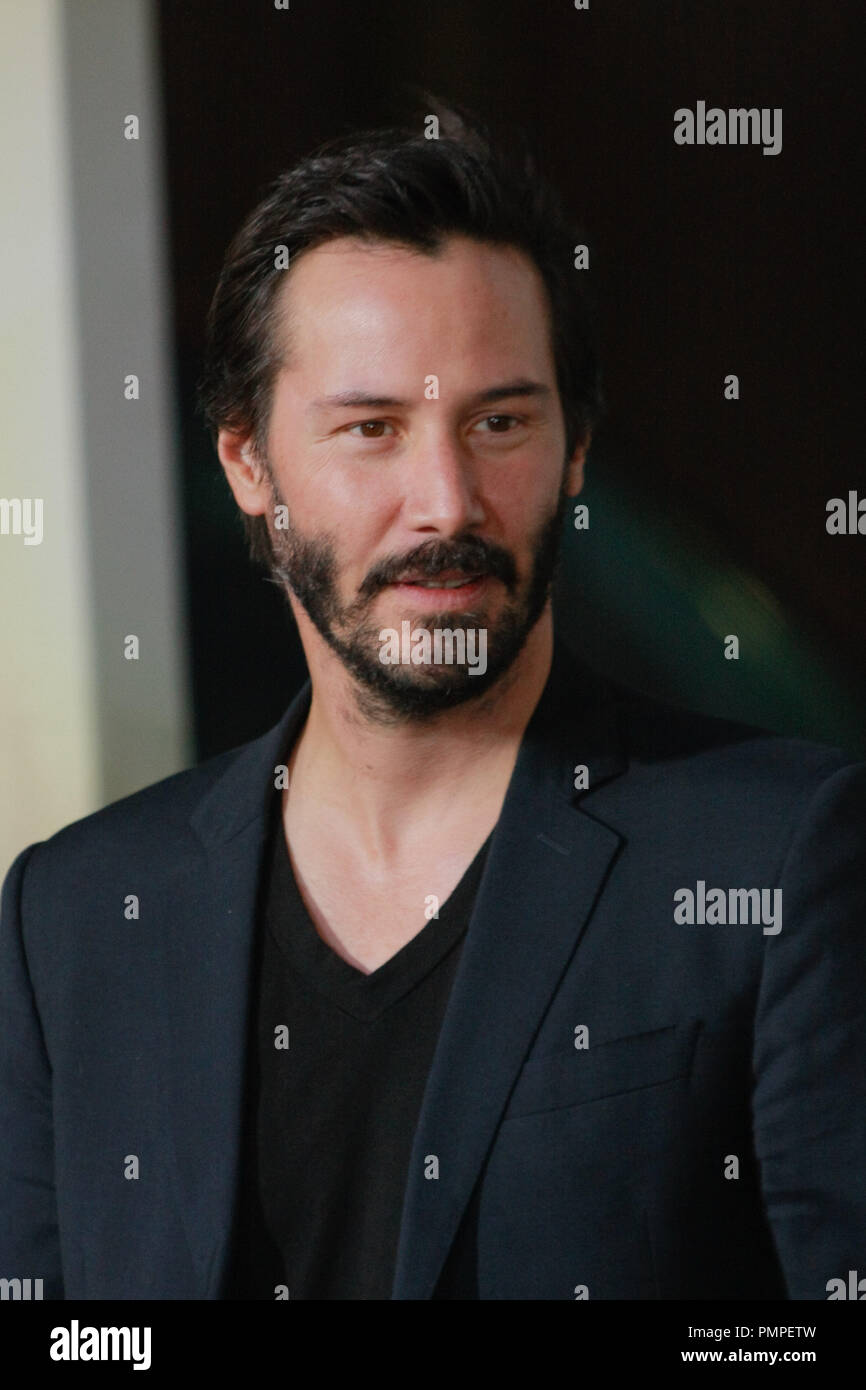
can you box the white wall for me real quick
[0,0,190,875]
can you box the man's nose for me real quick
[401,430,486,534]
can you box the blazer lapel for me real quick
[391,641,627,1299]
[158,680,313,1296]
[157,639,625,1300]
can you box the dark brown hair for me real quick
[197,103,603,567]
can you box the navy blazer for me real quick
[2,640,865,1300]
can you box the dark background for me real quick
[156,0,865,759]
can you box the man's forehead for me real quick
[272,233,554,373]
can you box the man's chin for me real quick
[348,663,502,721]
[327,610,534,721]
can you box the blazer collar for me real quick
[391,638,629,1296]
[164,636,628,1296]
[161,684,312,1293]
[189,683,313,851]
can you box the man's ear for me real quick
[564,430,591,497]
[217,429,272,517]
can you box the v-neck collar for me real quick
[265,810,494,1022]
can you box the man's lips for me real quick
[385,572,489,604]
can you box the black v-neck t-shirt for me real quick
[227,799,492,1300]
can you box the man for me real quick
[1,109,864,1302]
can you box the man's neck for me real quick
[284,613,554,863]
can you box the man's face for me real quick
[225,234,586,720]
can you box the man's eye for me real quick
[474,414,520,433]
[347,420,393,438]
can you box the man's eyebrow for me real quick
[308,392,409,413]
[308,380,551,414]
[470,380,552,406]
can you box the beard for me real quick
[265,472,571,724]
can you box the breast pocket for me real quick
[503,1019,702,1120]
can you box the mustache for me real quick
[357,536,517,598]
